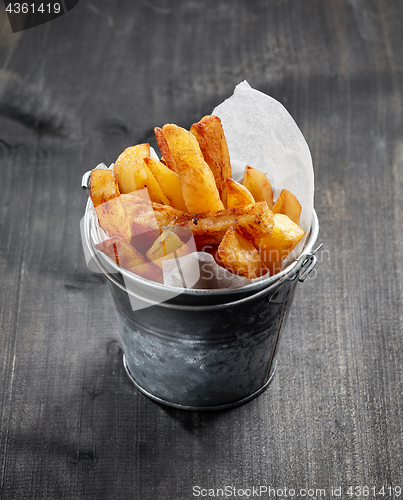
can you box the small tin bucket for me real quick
[81,178,320,411]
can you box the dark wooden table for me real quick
[1,1,402,498]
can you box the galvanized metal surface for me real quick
[122,357,278,411]
[109,275,297,409]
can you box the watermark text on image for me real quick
[192,485,401,498]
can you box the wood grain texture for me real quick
[0,0,402,498]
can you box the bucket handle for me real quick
[292,243,323,283]
[81,170,91,190]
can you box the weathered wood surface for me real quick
[0,1,402,498]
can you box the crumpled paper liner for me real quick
[91,81,314,290]
[162,252,252,289]
[213,81,314,235]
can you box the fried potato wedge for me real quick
[161,124,224,213]
[120,193,182,252]
[195,243,220,262]
[141,162,171,205]
[95,236,163,283]
[271,189,302,225]
[118,193,162,254]
[217,227,268,279]
[146,229,194,269]
[242,165,273,208]
[258,214,305,273]
[121,195,184,235]
[95,196,132,242]
[90,169,120,208]
[154,127,179,174]
[114,144,150,194]
[144,157,187,211]
[190,115,232,207]
[120,193,163,228]
[146,230,184,261]
[226,178,255,208]
[155,201,274,247]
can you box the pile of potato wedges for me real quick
[90,115,305,284]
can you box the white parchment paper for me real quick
[213,81,314,235]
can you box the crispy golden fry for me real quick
[271,189,302,225]
[146,230,184,261]
[190,115,232,206]
[90,169,120,208]
[161,124,224,213]
[196,243,221,262]
[121,195,185,239]
[114,144,150,194]
[131,223,161,257]
[217,227,268,279]
[120,194,162,228]
[155,201,273,246]
[95,235,146,267]
[141,162,171,205]
[146,229,194,269]
[119,195,273,246]
[144,157,187,211]
[258,214,305,273]
[118,194,162,254]
[154,127,179,174]
[226,178,255,208]
[242,165,273,208]
[95,236,163,283]
[152,245,195,270]
[151,203,184,227]
[113,143,170,204]
[95,197,132,242]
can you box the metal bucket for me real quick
[82,187,320,410]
